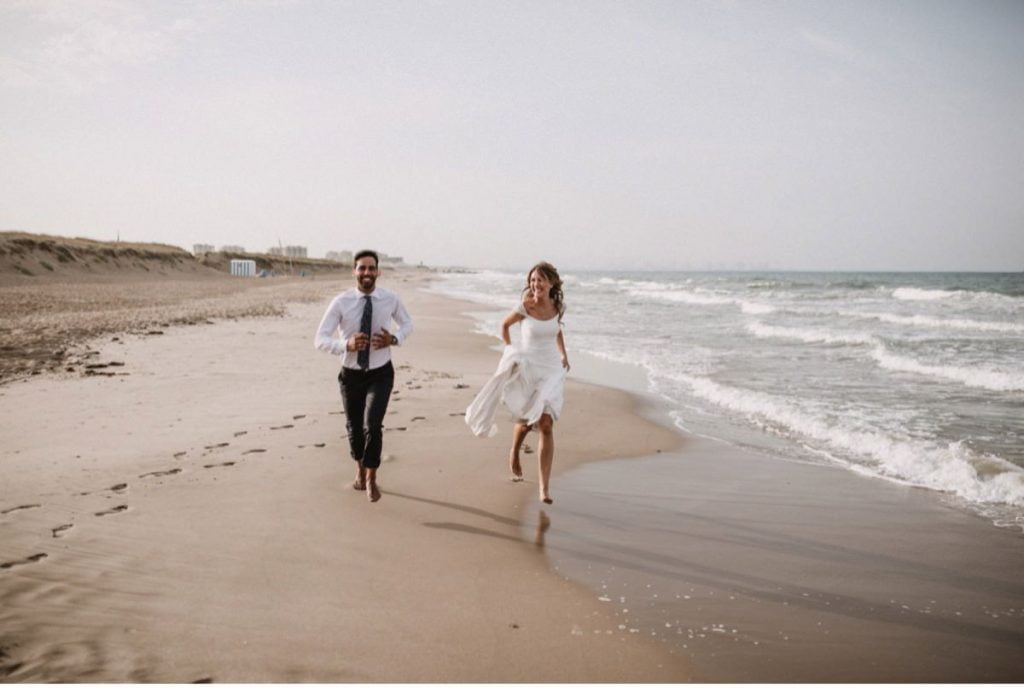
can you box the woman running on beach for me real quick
[465,261,570,504]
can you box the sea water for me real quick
[431,270,1024,531]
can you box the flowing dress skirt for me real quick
[465,345,566,437]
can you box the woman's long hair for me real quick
[522,261,566,323]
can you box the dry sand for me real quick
[0,269,688,681]
[0,275,334,381]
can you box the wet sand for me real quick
[534,383,1024,682]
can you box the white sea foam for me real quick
[893,287,957,301]
[427,272,518,310]
[607,278,686,292]
[893,286,1020,305]
[851,311,1024,334]
[640,288,783,314]
[740,301,777,315]
[633,288,733,306]
[870,348,1024,392]
[746,322,876,346]
[664,372,1024,507]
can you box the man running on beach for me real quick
[314,249,413,502]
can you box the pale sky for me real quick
[2,0,1022,271]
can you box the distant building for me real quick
[220,245,246,253]
[324,250,402,265]
[284,245,307,258]
[267,246,283,256]
[193,243,214,254]
[326,250,353,264]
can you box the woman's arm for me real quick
[557,329,570,370]
[501,310,525,345]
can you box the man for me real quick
[314,249,413,502]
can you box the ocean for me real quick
[432,270,1024,531]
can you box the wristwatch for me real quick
[390,334,398,346]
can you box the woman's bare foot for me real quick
[367,481,381,502]
[352,479,366,491]
[540,490,553,504]
[509,449,524,482]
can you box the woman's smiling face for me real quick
[529,269,551,299]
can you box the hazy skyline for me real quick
[2,0,1022,271]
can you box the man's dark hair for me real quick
[353,249,379,268]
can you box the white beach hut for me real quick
[229,259,257,277]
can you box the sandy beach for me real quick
[0,267,687,682]
[3,260,1023,682]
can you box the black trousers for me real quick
[338,361,394,469]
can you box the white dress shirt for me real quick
[314,286,413,370]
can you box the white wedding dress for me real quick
[465,305,565,437]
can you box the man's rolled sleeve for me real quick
[314,297,346,355]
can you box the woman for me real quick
[465,262,570,504]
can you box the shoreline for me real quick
[536,353,1024,681]
[0,272,690,681]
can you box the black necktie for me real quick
[358,294,372,369]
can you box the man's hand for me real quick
[372,328,395,350]
[347,332,370,352]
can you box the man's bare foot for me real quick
[509,449,524,482]
[354,463,367,490]
[367,481,381,502]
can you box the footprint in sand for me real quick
[204,442,229,450]
[140,468,182,478]
[270,424,294,430]
[0,504,41,516]
[242,449,266,455]
[76,483,128,497]
[95,505,128,517]
[203,461,236,469]
[173,451,187,458]
[233,431,248,437]
[0,553,48,570]
[52,524,74,538]
[449,412,464,417]
[411,416,426,422]
[293,414,306,420]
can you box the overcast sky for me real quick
[2,0,1022,271]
